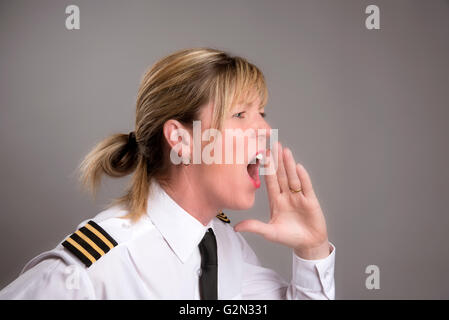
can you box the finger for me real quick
[234,219,275,239]
[296,163,315,198]
[276,142,289,193]
[283,148,302,192]
[264,149,280,197]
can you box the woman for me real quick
[0,47,335,299]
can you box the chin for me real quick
[227,191,255,211]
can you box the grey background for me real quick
[1,0,448,299]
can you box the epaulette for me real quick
[216,211,231,223]
[62,220,118,268]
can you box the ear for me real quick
[163,119,192,164]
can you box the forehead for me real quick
[233,96,264,110]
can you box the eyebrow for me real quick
[233,98,265,111]
[240,101,265,110]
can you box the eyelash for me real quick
[232,112,266,119]
[233,112,245,118]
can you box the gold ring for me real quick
[289,187,302,193]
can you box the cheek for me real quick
[196,126,256,209]
[203,163,242,186]
[200,163,255,209]
[221,128,252,164]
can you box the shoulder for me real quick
[59,205,153,269]
[0,249,95,299]
[213,211,260,262]
[61,219,119,268]
[213,211,250,252]
[0,206,151,299]
[213,211,235,237]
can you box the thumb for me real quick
[233,219,274,239]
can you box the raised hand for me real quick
[234,142,331,260]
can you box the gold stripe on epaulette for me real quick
[65,237,96,264]
[216,211,231,223]
[75,230,105,256]
[84,223,115,249]
[62,220,118,268]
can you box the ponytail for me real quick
[77,131,150,222]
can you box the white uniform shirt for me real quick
[0,180,336,300]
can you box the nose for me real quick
[253,118,272,153]
[256,118,272,140]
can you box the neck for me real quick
[159,168,218,226]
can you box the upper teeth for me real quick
[256,153,263,160]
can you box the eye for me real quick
[232,111,246,119]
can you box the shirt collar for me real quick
[145,179,214,263]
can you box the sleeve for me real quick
[0,255,96,300]
[236,232,336,300]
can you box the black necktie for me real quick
[198,228,218,300]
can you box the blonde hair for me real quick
[78,47,269,222]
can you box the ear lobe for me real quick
[175,130,191,158]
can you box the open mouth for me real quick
[247,153,262,189]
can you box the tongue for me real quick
[247,163,260,187]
